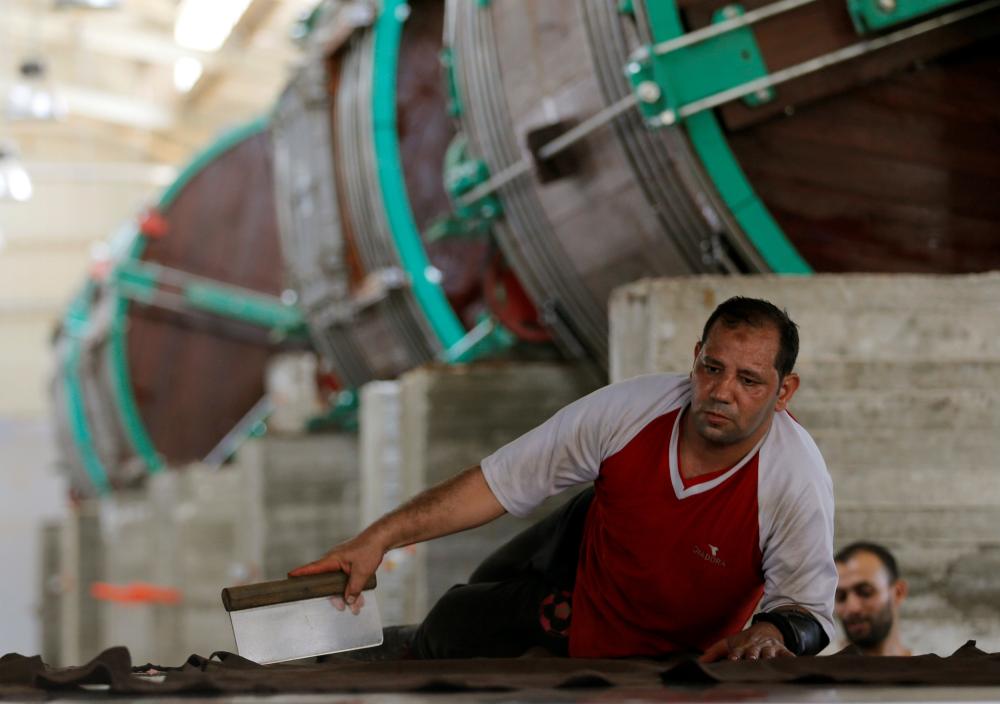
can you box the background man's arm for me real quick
[289,465,504,605]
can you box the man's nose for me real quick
[841,592,863,615]
[709,374,737,402]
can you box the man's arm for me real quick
[289,465,505,605]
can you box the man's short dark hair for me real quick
[835,541,900,584]
[701,297,799,378]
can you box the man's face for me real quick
[835,552,905,649]
[689,322,796,447]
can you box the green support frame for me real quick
[59,117,279,491]
[61,282,112,494]
[634,1,812,273]
[372,0,512,362]
[846,0,966,34]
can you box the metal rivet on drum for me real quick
[281,289,298,306]
[626,62,642,76]
[637,81,661,104]
[877,0,896,12]
[754,88,771,102]
[659,110,677,126]
[722,4,740,19]
[394,3,411,21]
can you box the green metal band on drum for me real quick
[643,1,812,274]
[109,117,273,475]
[371,0,467,350]
[61,282,112,495]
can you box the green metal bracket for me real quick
[628,3,773,126]
[112,259,308,339]
[846,0,965,33]
[306,389,360,433]
[633,0,810,274]
[444,134,503,222]
[440,47,463,117]
[425,134,503,245]
[440,313,516,364]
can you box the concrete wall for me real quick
[0,419,65,658]
[609,273,1000,654]
[360,362,601,625]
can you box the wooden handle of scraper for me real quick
[221,571,378,612]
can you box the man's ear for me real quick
[775,372,800,412]
[892,578,909,605]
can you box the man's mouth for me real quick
[703,411,731,424]
[844,620,870,635]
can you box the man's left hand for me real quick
[699,622,794,663]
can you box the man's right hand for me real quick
[288,532,386,614]
[287,466,505,615]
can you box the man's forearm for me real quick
[752,607,829,655]
[363,465,506,551]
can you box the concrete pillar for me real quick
[360,361,601,624]
[359,381,424,626]
[609,273,1000,654]
[58,501,103,666]
[231,432,361,580]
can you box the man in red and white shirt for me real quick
[293,297,837,661]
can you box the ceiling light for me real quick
[0,143,34,203]
[174,0,253,52]
[53,0,122,9]
[5,59,67,122]
[173,57,204,92]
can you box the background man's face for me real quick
[835,552,904,649]
[690,322,790,447]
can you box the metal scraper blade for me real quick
[229,590,383,664]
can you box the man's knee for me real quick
[412,578,548,659]
[412,584,473,659]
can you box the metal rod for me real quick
[643,0,820,59]
[456,93,638,207]
[455,159,533,208]
[203,395,275,468]
[537,93,639,160]
[675,0,1000,121]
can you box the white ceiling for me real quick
[1,0,320,165]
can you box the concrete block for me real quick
[264,353,325,434]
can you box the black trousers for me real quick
[411,487,595,659]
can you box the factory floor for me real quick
[16,686,1000,704]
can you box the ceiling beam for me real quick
[3,4,297,77]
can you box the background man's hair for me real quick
[700,297,799,378]
[835,541,901,584]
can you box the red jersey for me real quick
[481,374,836,658]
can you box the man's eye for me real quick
[741,377,758,386]
[705,365,720,374]
[835,591,846,603]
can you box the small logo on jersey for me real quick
[693,544,727,567]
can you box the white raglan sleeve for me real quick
[480,374,689,517]
[757,419,838,641]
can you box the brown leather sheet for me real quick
[3,642,1000,698]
